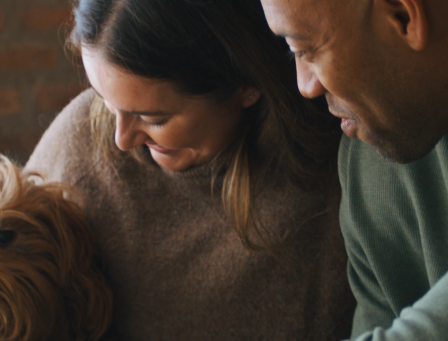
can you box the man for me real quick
[260,0,448,340]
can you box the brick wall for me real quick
[0,0,86,164]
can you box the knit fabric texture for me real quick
[26,89,355,341]
[339,134,448,341]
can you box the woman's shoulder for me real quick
[25,89,97,184]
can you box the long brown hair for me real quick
[69,0,341,250]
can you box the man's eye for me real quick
[148,121,166,128]
[287,50,306,60]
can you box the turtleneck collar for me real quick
[157,149,232,179]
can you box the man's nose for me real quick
[114,111,148,151]
[296,60,326,98]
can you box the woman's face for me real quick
[82,49,260,171]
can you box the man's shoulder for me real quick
[25,88,97,184]
[339,134,448,192]
[338,132,448,261]
[338,131,448,340]
[339,132,448,278]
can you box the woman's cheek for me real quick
[161,124,195,149]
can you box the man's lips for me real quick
[326,100,359,137]
[340,118,356,134]
[327,106,351,120]
[327,108,357,135]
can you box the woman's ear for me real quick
[381,0,428,51]
[240,87,261,108]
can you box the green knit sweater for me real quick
[339,134,448,341]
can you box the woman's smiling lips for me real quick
[146,143,178,155]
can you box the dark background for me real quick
[0,0,86,164]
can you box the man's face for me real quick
[261,0,447,163]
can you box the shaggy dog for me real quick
[0,155,113,341]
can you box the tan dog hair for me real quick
[0,155,113,341]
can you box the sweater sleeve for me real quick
[25,89,97,184]
[352,271,448,341]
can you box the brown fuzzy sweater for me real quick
[26,89,355,341]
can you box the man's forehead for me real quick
[261,0,354,38]
[260,0,324,11]
[260,0,321,37]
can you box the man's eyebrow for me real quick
[90,85,167,117]
[276,32,310,41]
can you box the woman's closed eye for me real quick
[138,115,167,128]
[105,102,168,128]
[114,109,168,128]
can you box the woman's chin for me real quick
[150,149,191,172]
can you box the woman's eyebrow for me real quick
[90,85,167,117]
[123,110,167,117]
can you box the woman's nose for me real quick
[296,60,326,99]
[114,111,149,151]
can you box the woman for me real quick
[26,0,355,339]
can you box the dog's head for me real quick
[0,155,112,341]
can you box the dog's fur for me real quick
[0,155,113,341]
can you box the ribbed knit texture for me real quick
[339,134,448,340]
[26,89,356,341]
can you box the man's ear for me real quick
[382,0,428,51]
